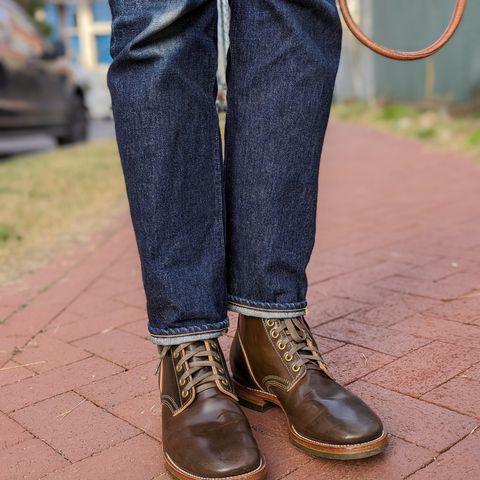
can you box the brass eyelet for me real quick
[277,341,286,350]
[173,351,179,359]
[271,330,279,339]
[218,367,224,374]
[176,364,182,372]
[266,319,275,327]
[292,364,300,372]
[221,379,229,386]
[284,353,293,362]
[181,389,189,398]
[179,378,186,386]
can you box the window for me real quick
[44,4,59,37]
[69,35,80,62]
[65,4,77,28]
[92,1,111,22]
[44,3,77,29]
[95,34,111,64]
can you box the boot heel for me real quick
[234,381,275,413]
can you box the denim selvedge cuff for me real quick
[227,295,306,319]
[149,318,229,346]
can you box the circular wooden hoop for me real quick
[338,0,468,61]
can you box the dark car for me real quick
[0,0,88,145]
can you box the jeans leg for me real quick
[107,0,228,344]
[225,0,342,318]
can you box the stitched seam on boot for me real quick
[263,321,305,388]
[238,334,264,391]
[164,452,266,480]
[291,425,387,447]
[207,341,237,401]
[161,396,178,414]
[264,377,289,393]
[171,353,195,416]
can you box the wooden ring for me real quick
[338,0,468,61]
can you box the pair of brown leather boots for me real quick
[158,314,388,480]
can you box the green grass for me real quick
[0,140,126,279]
[467,131,480,146]
[332,102,480,158]
[0,224,21,243]
[333,101,370,120]
[374,104,418,122]
[416,128,436,139]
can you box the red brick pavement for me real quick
[1,121,480,479]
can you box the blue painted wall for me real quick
[371,0,480,103]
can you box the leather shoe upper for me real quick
[159,339,263,478]
[230,315,384,446]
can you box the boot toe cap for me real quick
[339,412,385,445]
[295,394,386,446]
[166,428,263,478]
[167,449,264,479]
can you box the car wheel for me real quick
[56,93,88,146]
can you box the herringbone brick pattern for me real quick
[1,122,479,479]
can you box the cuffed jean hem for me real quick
[227,295,306,319]
[148,318,229,346]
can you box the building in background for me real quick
[336,0,480,110]
[39,1,480,116]
[42,0,230,118]
[43,0,111,118]
[44,0,110,67]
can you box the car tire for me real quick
[56,93,88,146]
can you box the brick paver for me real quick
[12,392,139,462]
[0,412,32,451]
[1,121,480,479]
[365,341,480,397]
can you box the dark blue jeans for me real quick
[107,0,342,345]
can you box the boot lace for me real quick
[158,340,230,396]
[269,317,332,378]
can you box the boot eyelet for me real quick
[266,319,275,327]
[292,364,300,372]
[173,351,179,359]
[218,367,224,374]
[271,330,279,339]
[179,378,186,386]
[181,389,189,398]
[221,379,229,386]
[284,353,293,362]
[277,341,286,350]
[176,364,182,372]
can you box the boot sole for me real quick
[164,451,267,480]
[234,380,389,461]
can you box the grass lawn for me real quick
[0,140,127,282]
[332,102,480,160]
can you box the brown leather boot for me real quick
[230,315,388,460]
[158,338,267,480]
